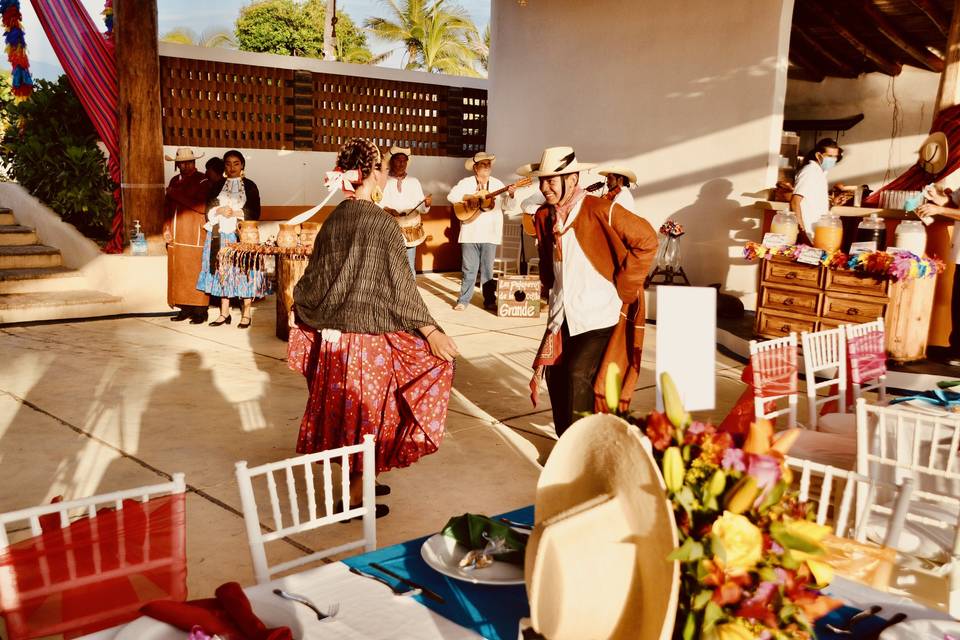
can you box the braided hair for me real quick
[336,138,381,183]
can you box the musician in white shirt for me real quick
[380,146,431,275]
[597,166,637,214]
[447,151,516,310]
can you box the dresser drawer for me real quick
[756,310,818,338]
[824,269,889,298]
[761,286,821,316]
[762,259,821,289]
[822,293,886,323]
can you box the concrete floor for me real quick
[0,273,758,635]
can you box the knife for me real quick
[369,562,446,604]
[348,566,420,597]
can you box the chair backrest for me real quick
[801,327,848,427]
[235,435,376,584]
[844,318,887,402]
[748,333,799,427]
[496,221,523,275]
[785,457,912,546]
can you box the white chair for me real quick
[235,435,376,584]
[0,474,187,640]
[749,333,799,428]
[493,221,523,277]
[526,256,540,276]
[801,327,848,430]
[845,318,887,404]
[856,399,960,615]
[785,457,912,546]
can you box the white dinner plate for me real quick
[113,616,187,640]
[420,533,525,585]
[879,617,960,639]
[901,399,959,416]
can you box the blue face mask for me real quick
[820,156,838,171]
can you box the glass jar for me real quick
[656,235,682,270]
[770,211,799,245]
[894,220,926,257]
[813,213,843,252]
[853,213,886,251]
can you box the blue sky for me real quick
[21,0,491,80]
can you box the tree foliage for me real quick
[160,27,238,48]
[365,0,484,77]
[0,77,116,240]
[235,0,372,62]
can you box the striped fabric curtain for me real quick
[30,0,124,252]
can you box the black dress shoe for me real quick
[337,502,390,522]
[237,316,252,329]
[375,483,391,497]
[209,315,232,327]
[189,316,207,325]
[170,312,190,322]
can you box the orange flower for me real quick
[743,419,774,455]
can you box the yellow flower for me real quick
[743,419,774,455]
[711,511,763,577]
[705,621,755,640]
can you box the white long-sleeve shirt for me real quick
[448,176,508,244]
[793,161,830,238]
[380,175,428,215]
[609,188,636,215]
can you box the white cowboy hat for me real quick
[526,146,595,178]
[516,162,539,177]
[163,147,204,162]
[465,151,496,171]
[597,165,638,185]
[918,132,948,174]
[389,145,411,157]
[525,414,680,640]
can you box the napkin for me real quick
[889,388,960,409]
[441,513,528,565]
[142,581,292,640]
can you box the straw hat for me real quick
[164,148,204,162]
[516,162,538,177]
[465,151,496,171]
[525,414,679,640]
[918,132,948,174]
[525,146,595,178]
[597,165,638,185]
[383,145,412,169]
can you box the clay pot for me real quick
[299,222,321,247]
[277,223,300,248]
[238,220,260,245]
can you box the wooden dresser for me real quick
[754,256,937,362]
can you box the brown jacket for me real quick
[533,195,658,411]
[163,171,209,308]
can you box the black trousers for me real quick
[178,304,208,321]
[951,269,960,354]
[545,323,614,438]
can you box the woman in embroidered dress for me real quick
[196,149,266,329]
[289,138,458,517]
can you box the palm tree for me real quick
[364,0,483,77]
[161,27,238,49]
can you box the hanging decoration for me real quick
[0,0,32,100]
[102,0,113,37]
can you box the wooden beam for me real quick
[911,0,950,37]
[792,28,860,78]
[860,0,945,72]
[788,48,826,83]
[806,0,902,76]
[936,0,960,112]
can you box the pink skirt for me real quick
[288,325,454,473]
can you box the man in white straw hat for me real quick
[380,145,432,275]
[162,147,210,323]
[448,151,516,310]
[597,165,637,214]
[527,146,658,436]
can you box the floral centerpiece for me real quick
[660,220,686,238]
[633,374,839,639]
[743,241,943,282]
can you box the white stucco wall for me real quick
[487,0,796,309]
[785,66,940,191]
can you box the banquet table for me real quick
[76,505,956,640]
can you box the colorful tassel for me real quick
[0,0,31,100]
[102,0,113,36]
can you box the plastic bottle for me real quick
[894,220,926,257]
[131,220,148,256]
[770,211,799,245]
[853,213,886,252]
[813,213,843,253]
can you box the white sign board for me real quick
[656,286,716,412]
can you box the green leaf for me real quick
[692,589,713,611]
[682,611,698,640]
[667,537,703,563]
[703,601,723,631]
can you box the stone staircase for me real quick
[0,207,123,323]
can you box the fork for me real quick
[273,588,340,620]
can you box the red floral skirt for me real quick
[288,325,454,473]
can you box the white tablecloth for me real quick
[78,562,482,640]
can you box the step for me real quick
[0,290,124,324]
[0,244,61,269]
[0,225,38,246]
[0,266,89,293]
[0,208,13,225]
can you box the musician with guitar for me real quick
[597,165,638,214]
[448,151,524,311]
[380,146,432,275]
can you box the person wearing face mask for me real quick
[791,138,842,244]
[162,148,210,324]
[526,147,658,437]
